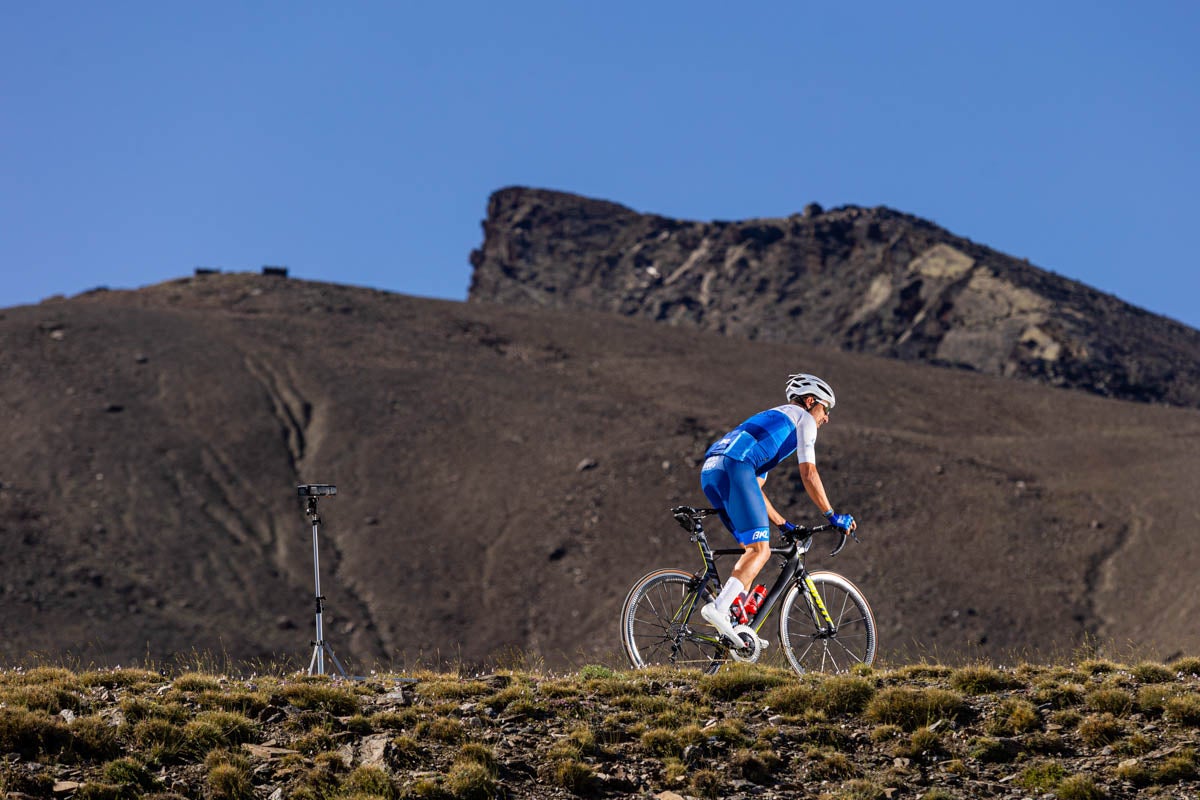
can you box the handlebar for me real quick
[671,506,861,557]
[782,522,860,557]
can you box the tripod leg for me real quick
[309,644,323,675]
[324,642,349,678]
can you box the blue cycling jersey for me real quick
[704,404,817,474]
[700,404,819,545]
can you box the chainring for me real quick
[727,624,764,663]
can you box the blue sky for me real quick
[3,2,1198,329]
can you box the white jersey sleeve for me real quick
[795,410,818,465]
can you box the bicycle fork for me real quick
[745,568,838,636]
[802,575,838,635]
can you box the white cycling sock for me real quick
[713,577,745,614]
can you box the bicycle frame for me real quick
[687,516,838,639]
[622,505,871,673]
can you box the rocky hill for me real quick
[469,187,1200,408]
[2,273,1200,671]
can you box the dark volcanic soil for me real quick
[1,273,1198,669]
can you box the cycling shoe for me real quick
[701,602,742,644]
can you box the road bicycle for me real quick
[620,506,877,675]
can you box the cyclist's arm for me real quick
[756,475,786,527]
[797,462,834,516]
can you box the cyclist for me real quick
[699,373,857,644]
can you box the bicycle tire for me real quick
[620,568,726,674]
[778,570,877,675]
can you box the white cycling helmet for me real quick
[785,373,836,410]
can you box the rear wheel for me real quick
[621,569,726,674]
[778,570,876,674]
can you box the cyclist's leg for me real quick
[720,466,773,587]
[700,456,737,536]
[700,457,772,639]
[701,457,746,607]
[702,457,772,582]
[701,456,770,545]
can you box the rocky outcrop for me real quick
[470,187,1200,407]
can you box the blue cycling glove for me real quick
[777,520,797,534]
[824,509,855,533]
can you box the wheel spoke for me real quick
[622,571,725,673]
[779,572,876,675]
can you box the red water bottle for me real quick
[742,585,768,618]
[730,592,749,625]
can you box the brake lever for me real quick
[828,528,862,557]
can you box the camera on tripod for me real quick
[295,481,347,677]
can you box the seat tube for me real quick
[695,528,722,601]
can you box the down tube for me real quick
[751,557,802,631]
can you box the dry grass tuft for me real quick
[1056,774,1104,800]
[986,697,1040,736]
[1170,656,1200,676]
[273,681,361,715]
[342,764,397,799]
[414,715,463,744]
[949,665,1019,695]
[77,668,163,689]
[1131,662,1175,683]
[550,758,594,795]
[101,757,159,794]
[1018,760,1066,792]
[1085,687,1134,715]
[415,678,492,700]
[698,663,789,700]
[731,747,781,783]
[1032,679,1083,709]
[1078,658,1120,675]
[1077,713,1125,747]
[1165,693,1200,725]
[688,768,724,799]
[819,674,876,715]
[207,762,253,800]
[969,736,1020,764]
[865,687,966,730]
[444,758,498,800]
[763,681,817,715]
[804,745,857,780]
[173,672,223,692]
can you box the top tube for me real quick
[672,505,844,557]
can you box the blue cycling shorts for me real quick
[700,455,770,546]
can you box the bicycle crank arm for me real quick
[728,624,767,663]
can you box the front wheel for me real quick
[620,569,726,674]
[778,570,877,675]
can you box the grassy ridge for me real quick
[0,658,1198,799]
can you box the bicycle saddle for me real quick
[671,506,720,532]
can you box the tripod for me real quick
[298,484,348,678]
